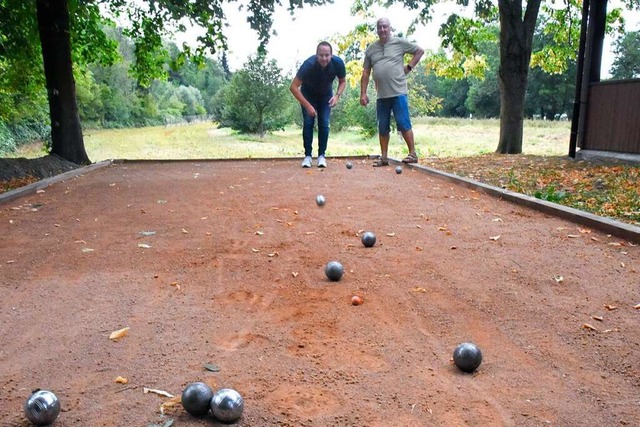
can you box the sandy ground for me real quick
[0,158,638,426]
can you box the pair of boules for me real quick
[182,382,244,423]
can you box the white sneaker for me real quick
[317,155,327,168]
[301,156,312,168]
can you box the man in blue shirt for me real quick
[290,42,346,168]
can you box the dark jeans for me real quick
[301,93,332,157]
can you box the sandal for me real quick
[402,153,418,164]
[372,158,389,167]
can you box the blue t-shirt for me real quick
[296,55,346,98]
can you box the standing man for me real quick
[290,41,347,168]
[360,18,424,166]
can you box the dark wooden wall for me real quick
[583,79,640,154]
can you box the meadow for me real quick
[9,117,572,161]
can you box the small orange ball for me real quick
[351,295,363,306]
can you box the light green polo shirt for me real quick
[364,37,420,99]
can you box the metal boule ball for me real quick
[325,261,344,282]
[316,195,326,207]
[453,342,483,373]
[346,161,353,169]
[181,382,214,417]
[211,388,244,423]
[24,389,61,426]
[395,166,403,174]
[361,231,376,248]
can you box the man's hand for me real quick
[306,105,317,117]
[360,94,369,107]
[328,96,339,108]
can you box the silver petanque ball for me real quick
[395,166,403,174]
[211,388,244,423]
[361,231,377,248]
[24,389,61,426]
[325,260,344,281]
[346,161,353,169]
[316,195,326,207]
[182,382,214,417]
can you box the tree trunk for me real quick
[36,0,90,165]
[496,0,542,154]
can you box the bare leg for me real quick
[401,129,417,156]
[379,134,390,159]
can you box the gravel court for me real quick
[0,158,638,426]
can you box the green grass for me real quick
[8,117,571,161]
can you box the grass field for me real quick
[9,117,572,161]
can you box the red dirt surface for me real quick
[0,159,638,426]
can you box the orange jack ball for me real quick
[351,295,363,306]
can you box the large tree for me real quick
[1,0,330,164]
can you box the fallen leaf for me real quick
[634,303,640,309]
[582,323,599,332]
[608,242,622,246]
[203,363,220,372]
[160,397,182,415]
[578,228,592,234]
[115,376,128,384]
[386,232,396,237]
[138,243,151,249]
[267,252,279,257]
[143,388,174,398]
[492,218,503,222]
[416,225,422,229]
[109,327,130,340]
[489,235,501,241]
[292,272,298,278]
[305,231,316,235]
[181,228,188,234]
[553,275,564,283]
[620,261,625,268]
[412,287,427,293]
[255,230,264,235]
[604,304,618,311]
[592,315,603,322]
[139,231,156,236]
[450,246,457,250]
[251,248,260,253]
[81,248,94,253]
[567,234,580,238]
[591,237,600,241]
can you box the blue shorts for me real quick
[376,95,412,136]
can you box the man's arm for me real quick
[329,77,347,107]
[360,66,371,106]
[404,47,425,74]
[290,76,316,117]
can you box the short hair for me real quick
[317,41,333,54]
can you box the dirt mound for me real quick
[0,154,80,181]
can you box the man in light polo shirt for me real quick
[360,17,424,167]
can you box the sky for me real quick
[174,1,639,77]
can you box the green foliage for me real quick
[534,186,567,203]
[610,31,640,79]
[216,54,290,136]
[330,87,378,137]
